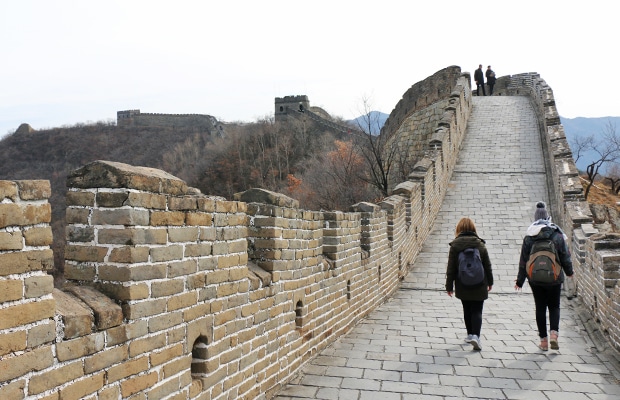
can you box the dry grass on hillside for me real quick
[579,176,620,210]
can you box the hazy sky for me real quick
[1,1,617,138]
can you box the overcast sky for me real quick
[1,1,617,138]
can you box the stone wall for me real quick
[116,110,225,136]
[0,67,472,399]
[510,72,620,351]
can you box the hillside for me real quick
[0,116,366,280]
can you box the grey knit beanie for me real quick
[534,201,549,220]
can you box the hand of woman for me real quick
[447,291,453,297]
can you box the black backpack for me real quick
[458,248,485,287]
[526,237,561,284]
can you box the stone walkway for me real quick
[275,96,620,399]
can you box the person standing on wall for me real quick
[474,64,486,96]
[486,65,497,95]
[445,217,493,351]
[514,202,575,351]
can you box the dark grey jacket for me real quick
[516,220,574,287]
[445,232,493,301]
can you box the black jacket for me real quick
[486,69,496,85]
[445,231,493,301]
[474,68,484,85]
[516,220,574,287]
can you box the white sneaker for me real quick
[469,335,482,351]
[464,334,474,342]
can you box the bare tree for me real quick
[571,120,620,200]
[353,97,400,197]
[605,163,620,194]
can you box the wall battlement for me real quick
[2,67,620,399]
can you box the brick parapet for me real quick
[519,72,620,352]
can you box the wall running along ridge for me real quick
[1,66,619,399]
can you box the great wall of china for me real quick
[1,66,619,399]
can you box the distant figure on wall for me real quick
[486,66,497,95]
[474,65,486,96]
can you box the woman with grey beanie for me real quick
[514,202,574,351]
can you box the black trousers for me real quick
[461,299,484,336]
[530,284,561,338]
[476,83,486,96]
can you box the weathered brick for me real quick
[168,260,197,277]
[66,207,90,224]
[96,191,129,207]
[56,333,105,362]
[63,262,96,281]
[121,371,158,397]
[99,262,166,281]
[122,298,167,320]
[150,211,185,226]
[126,192,167,209]
[150,343,184,367]
[169,226,199,242]
[128,332,166,358]
[0,345,53,382]
[0,278,22,302]
[150,245,183,262]
[0,330,26,356]
[186,212,212,226]
[0,298,55,330]
[99,282,149,302]
[107,355,149,383]
[24,274,54,298]
[91,208,150,226]
[0,379,25,400]
[147,374,180,398]
[22,203,52,225]
[16,180,51,200]
[106,324,129,347]
[183,303,211,322]
[0,231,22,250]
[58,372,104,400]
[0,203,22,228]
[67,285,123,330]
[148,311,183,333]
[0,180,18,201]
[97,385,121,400]
[27,320,55,348]
[66,190,95,206]
[28,360,83,395]
[24,226,53,246]
[54,289,93,339]
[169,196,198,210]
[99,228,167,245]
[185,243,212,257]
[84,344,128,374]
[163,354,191,378]
[65,226,95,242]
[151,278,184,297]
[64,244,108,262]
[167,292,198,312]
[107,246,150,264]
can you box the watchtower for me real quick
[274,95,310,121]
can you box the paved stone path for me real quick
[275,96,620,399]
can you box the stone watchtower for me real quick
[274,95,310,122]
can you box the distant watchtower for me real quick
[274,95,310,122]
[117,109,141,126]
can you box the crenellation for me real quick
[5,65,620,398]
